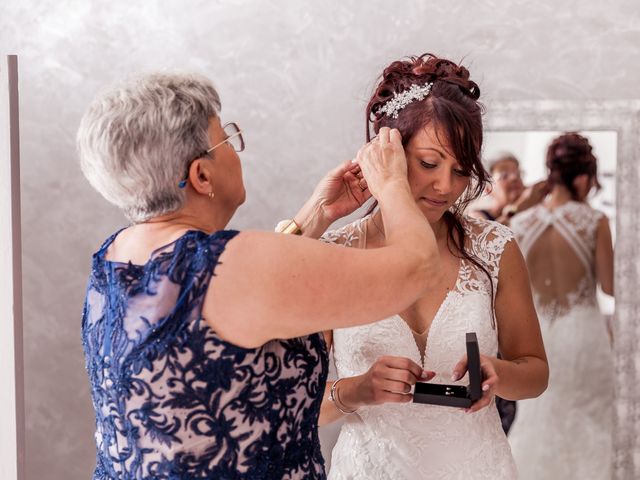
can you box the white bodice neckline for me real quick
[322,215,518,479]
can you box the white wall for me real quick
[1,1,639,478]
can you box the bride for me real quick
[507,132,615,479]
[311,54,549,479]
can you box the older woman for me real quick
[469,152,549,226]
[77,72,440,479]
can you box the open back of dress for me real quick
[508,201,613,480]
[513,201,601,320]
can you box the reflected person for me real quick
[77,73,441,479]
[507,132,614,479]
[470,152,549,226]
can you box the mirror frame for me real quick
[486,100,640,480]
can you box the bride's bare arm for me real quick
[595,215,614,296]
[486,240,549,400]
[318,331,344,426]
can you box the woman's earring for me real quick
[208,190,215,200]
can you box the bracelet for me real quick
[329,378,358,414]
[275,218,302,235]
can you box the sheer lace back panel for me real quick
[511,201,603,319]
[82,229,328,480]
[508,201,613,479]
[322,216,517,479]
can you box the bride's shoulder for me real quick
[461,214,514,244]
[508,205,542,233]
[320,216,368,247]
[574,201,605,219]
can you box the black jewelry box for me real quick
[413,332,482,408]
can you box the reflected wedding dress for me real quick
[508,201,613,479]
[322,215,517,480]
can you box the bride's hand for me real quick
[451,354,499,413]
[345,356,435,407]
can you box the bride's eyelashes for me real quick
[419,159,437,169]
[418,159,467,177]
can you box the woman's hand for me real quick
[339,356,435,409]
[292,159,372,239]
[451,354,499,413]
[353,127,409,201]
[293,127,408,239]
[310,159,373,222]
[513,180,550,213]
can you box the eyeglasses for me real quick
[205,122,244,154]
[493,170,523,182]
[179,122,244,188]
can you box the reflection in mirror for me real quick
[483,130,616,314]
[477,130,616,479]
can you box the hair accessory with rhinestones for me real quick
[378,82,433,119]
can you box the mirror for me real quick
[483,129,617,314]
[481,129,616,477]
[483,100,640,478]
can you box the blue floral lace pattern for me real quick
[82,230,328,479]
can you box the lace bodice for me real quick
[322,215,517,479]
[510,201,604,320]
[82,229,328,479]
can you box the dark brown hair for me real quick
[546,132,601,199]
[365,54,497,324]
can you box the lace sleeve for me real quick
[464,216,515,288]
[320,217,367,248]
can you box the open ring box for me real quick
[413,332,482,408]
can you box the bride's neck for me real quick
[546,185,575,208]
[370,210,448,243]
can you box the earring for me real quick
[208,191,215,200]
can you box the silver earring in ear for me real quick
[208,191,215,200]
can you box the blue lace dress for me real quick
[81,229,328,479]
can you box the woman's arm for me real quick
[595,215,614,296]
[292,159,372,240]
[204,128,442,348]
[487,240,549,400]
[205,199,435,347]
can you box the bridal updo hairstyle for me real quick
[365,53,495,315]
[546,132,601,200]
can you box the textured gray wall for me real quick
[1,1,639,478]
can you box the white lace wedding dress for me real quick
[508,201,613,480]
[322,215,518,480]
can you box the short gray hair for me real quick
[77,72,221,223]
[485,151,519,173]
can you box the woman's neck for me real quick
[139,203,228,235]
